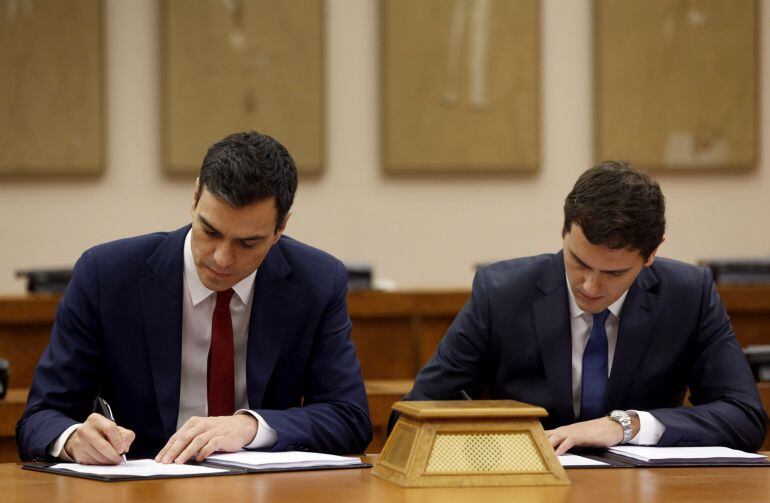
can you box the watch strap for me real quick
[609,410,633,444]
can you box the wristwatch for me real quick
[608,410,633,444]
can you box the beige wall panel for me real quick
[0,0,103,176]
[382,0,539,173]
[596,0,757,170]
[162,0,323,174]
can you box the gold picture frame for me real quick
[0,0,104,177]
[595,0,758,170]
[381,0,540,174]
[162,0,324,175]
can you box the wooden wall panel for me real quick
[162,0,324,175]
[382,0,539,173]
[595,0,757,170]
[0,0,103,176]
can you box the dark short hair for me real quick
[562,161,665,260]
[195,131,298,233]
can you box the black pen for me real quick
[95,396,128,464]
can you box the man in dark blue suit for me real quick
[17,131,371,464]
[400,162,766,453]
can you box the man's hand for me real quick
[64,413,135,465]
[545,415,640,455]
[155,414,258,464]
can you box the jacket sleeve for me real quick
[255,260,372,454]
[651,268,767,451]
[16,252,104,461]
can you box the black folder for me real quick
[566,448,770,469]
[22,460,372,482]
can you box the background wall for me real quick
[0,0,768,294]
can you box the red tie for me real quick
[208,289,235,416]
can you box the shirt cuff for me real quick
[236,409,278,449]
[626,410,666,445]
[48,424,82,461]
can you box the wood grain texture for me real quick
[392,400,547,418]
[374,410,570,487]
[3,460,770,502]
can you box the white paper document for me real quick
[51,459,228,477]
[607,446,767,462]
[206,450,365,470]
[557,454,609,467]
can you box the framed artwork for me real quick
[162,0,324,175]
[0,0,104,176]
[382,0,540,174]
[595,0,758,170]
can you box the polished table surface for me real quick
[2,459,769,503]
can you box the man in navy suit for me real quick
[17,131,371,464]
[400,162,766,453]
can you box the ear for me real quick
[272,212,292,244]
[192,178,201,215]
[643,237,664,267]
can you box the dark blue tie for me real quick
[580,309,611,420]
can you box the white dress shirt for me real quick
[179,230,276,448]
[50,230,276,459]
[566,276,665,444]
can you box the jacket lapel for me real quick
[139,226,187,437]
[532,252,575,424]
[604,266,661,411]
[245,240,298,408]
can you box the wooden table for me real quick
[1,460,769,502]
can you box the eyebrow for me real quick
[568,247,632,275]
[198,214,267,242]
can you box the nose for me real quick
[582,272,601,297]
[212,242,234,269]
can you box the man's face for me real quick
[190,188,286,292]
[563,223,656,314]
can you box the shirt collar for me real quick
[565,273,628,320]
[183,229,257,306]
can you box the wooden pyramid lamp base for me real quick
[372,400,569,487]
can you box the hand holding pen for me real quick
[95,397,128,464]
[62,396,135,465]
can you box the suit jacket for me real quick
[17,226,372,461]
[401,252,767,451]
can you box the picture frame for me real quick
[0,0,104,177]
[381,0,540,174]
[595,0,758,171]
[162,0,325,175]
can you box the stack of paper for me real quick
[205,450,366,470]
[557,454,609,467]
[52,459,227,477]
[607,446,767,463]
